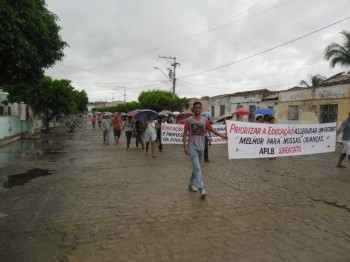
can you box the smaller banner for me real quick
[161,123,226,145]
[226,121,336,159]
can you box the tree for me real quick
[73,90,89,113]
[138,90,189,111]
[324,30,350,68]
[299,74,327,87]
[24,76,84,131]
[98,101,141,113]
[0,0,67,99]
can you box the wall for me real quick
[277,84,350,125]
[0,116,33,140]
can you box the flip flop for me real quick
[336,165,346,168]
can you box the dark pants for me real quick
[125,131,132,149]
[157,128,162,151]
[136,131,144,148]
[204,136,209,161]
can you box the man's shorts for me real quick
[342,140,350,155]
[114,130,121,137]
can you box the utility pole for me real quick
[114,87,126,104]
[159,56,180,99]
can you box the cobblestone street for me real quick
[0,120,350,261]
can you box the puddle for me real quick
[0,139,55,168]
[3,168,54,188]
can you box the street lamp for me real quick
[154,66,175,99]
[154,67,172,82]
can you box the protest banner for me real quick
[226,120,336,159]
[161,123,184,144]
[161,123,227,145]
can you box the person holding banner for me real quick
[183,101,227,199]
[336,113,350,168]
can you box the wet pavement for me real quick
[0,120,349,261]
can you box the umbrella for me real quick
[177,111,194,120]
[201,111,212,117]
[159,110,173,116]
[94,111,101,114]
[104,112,113,115]
[158,112,168,118]
[126,110,139,117]
[234,108,250,115]
[172,111,180,116]
[217,114,234,123]
[135,109,158,122]
[253,108,274,115]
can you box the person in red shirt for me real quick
[112,113,123,144]
[91,115,97,130]
[97,114,103,129]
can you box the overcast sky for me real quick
[45,0,350,103]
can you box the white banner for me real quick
[161,123,226,145]
[226,121,336,159]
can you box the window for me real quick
[220,105,225,116]
[0,106,3,115]
[320,104,338,123]
[211,106,215,117]
[7,107,11,116]
[288,106,299,120]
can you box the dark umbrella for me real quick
[253,108,274,115]
[135,109,158,121]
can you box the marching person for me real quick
[183,101,227,199]
[102,115,112,145]
[123,116,134,151]
[112,113,123,144]
[336,112,350,168]
[91,114,97,130]
[144,113,157,158]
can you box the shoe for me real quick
[204,159,210,163]
[127,148,130,151]
[199,188,207,199]
[188,185,198,192]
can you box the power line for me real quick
[55,63,163,83]
[180,16,350,79]
[163,0,297,56]
[57,0,296,76]
[180,62,327,87]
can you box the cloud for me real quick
[45,0,350,102]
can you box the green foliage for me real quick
[138,90,189,111]
[324,30,350,68]
[299,74,326,87]
[0,0,68,88]
[97,101,141,113]
[73,90,89,113]
[17,76,87,130]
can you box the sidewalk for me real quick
[0,120,349,261]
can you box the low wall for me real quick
[0,116,43,146]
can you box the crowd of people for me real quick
[89,112,180,158]
[85,106,349,200]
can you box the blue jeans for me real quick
[103,129,110,144]
[188,148,205,190]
